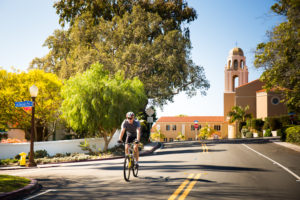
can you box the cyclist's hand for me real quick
[117,140,123,144]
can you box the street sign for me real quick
[145,107,154,116]
[147,117,153,123]
[15,101,33,107]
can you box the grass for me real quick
[0,175,31,193]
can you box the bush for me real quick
[264,129,272,137]
[251,119,264,132]
[241,127,248,137]
[29,150,49,159]
[269,117,281,131]
[245,132,253,138]
[286,126,300,144]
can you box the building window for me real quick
[172,125,176,131]
[163,138,167,142]
[166,125,170,131]
[214,125,221,131]
[169,138,173,142]
[271,97,280,105]
[234,60,238,70]
[188,138,193,141]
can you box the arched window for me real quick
[241,60,244,69]
[233,75,239,91]
[234,60,238,70]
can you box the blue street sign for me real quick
[15,101,33,107]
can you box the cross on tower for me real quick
[235,42,238,47]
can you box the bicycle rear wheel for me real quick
[132,162,138,177]
[123,156,131,182]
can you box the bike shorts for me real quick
[125,134,136,144]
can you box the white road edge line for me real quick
[242,144,300,181]
[24,189,57,200]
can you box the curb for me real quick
[0,178,40,200]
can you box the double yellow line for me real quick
[168,173,202,200]
[202,143,208,153]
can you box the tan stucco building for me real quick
[224,47,288,138]
[154,116,226,142]
[155,47,288,140]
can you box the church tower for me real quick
[224,47,248,92]
[224,47,249,137]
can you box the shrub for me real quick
[246,132,253,138]
[29,150,49,159]
[264,129,272,137]
[269,117,281,131]
[251,119,264,132]
[241,127,248,137]
[263,118,270,130]
[286,126,300,144]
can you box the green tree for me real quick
[176,132,186,141]
[254,0,300,112]
[0,69,63,141]
[53,0,197,29]
[61,63,147,151]
[31,3,209,106]
[150,129,165,142]
[227,106,253,136]
[198,124,215,140]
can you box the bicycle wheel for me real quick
[132,161,139,177]
[123,156,131,182]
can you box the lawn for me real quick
[0,175,30,193]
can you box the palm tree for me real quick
[227,105,252,137]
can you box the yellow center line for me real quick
[168,174,195,200]
[202,143,208,153]
[178,173,202,200]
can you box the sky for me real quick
[0,0,283,118]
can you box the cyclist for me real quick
[118,111,141,167]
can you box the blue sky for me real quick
[0,0,283,118]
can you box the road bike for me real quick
[123,142,139,182]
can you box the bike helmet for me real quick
[126,111,135,118]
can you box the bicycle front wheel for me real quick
[132,162,139,177]
[123,156,131,182]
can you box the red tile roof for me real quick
[157,116,224,123]
[236,79,260,89]
[256,89,267,93]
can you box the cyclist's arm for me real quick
[119,127,126,142]
[119,121,126,141]
[136,126,141,142]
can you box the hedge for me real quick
[286,126,300,144]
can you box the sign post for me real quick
[146,107,154,140]
[194,120,199,141]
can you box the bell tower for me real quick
[224,47,248,92]
[224,47,249,138]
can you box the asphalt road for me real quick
[2,141,300,200]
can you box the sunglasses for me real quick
[127,117,133,120]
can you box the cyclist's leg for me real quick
[134,143,139,162]
[125,135,132,155]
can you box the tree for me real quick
[53,0,197,29]
[0,69,63,141]
[227,105,253,136]
[150,129,165,142]
[176,132,185,141]
[61,63,147,151]
[198,124,215,140]
[31,3,209,106]
[254,0,300,112]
